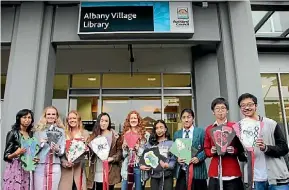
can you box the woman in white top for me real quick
[86,112,122,190]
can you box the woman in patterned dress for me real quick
[2,109,35,190]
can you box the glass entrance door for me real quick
[65,73,193,134]
[102,96,162,133]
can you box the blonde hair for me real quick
[65,110,84,139]
[33,106,65,131]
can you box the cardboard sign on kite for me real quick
[139,147,167,172]
[89,136,110,160]
[210,124,236,156]
[233,118,263,190]
[65,138,86,163]
[233,118,263,151]
[89,136,110,190]
[169,138,193,165]
[46,125,63,145]
[20,136,40,171]
[124,131,139,149]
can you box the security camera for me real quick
[202,2,208,8]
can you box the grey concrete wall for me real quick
[33,6,57,121]
[228,1,265,116]
[1,7,16,43]
[216,3,239,122]
[194,54,220,128]
[259,53,289,73]
[216,1,265,119]
[1,2,56,177]
[52,4,220,43]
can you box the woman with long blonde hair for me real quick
[121,111,150,190]
[59,110,89,190]
[33,106,66,190]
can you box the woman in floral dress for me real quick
[3,109,35,190]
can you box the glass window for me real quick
[164,96,192,136]
[163,74,191,87]
[271,12,283,32]
[102,73,161,88]
[102,96,161,133]
[252,11,289,35]
[52,75,69,119]
[72,74,100,88]
[1,48,9,100]
[280,73,289,134]
[69,97,100,131]
[278,12,289,33]
[252,11,273,33]
[261,73,285,129]
[53,75,69,99]
[1,75,6,99]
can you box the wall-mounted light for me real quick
[88,77,96,81]
[148,78,156,81]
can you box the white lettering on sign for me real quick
[83,12,138,30]
[83,21,109,30]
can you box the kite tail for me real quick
[127,151,135,190]
[103,160,109,190]
[187,164,194,190]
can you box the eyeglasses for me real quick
[240,102,255,109]
[214,107,227,111]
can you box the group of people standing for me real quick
[2,92,289,190]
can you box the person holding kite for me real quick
[204,97,245,190]
[86,112,122,190]
[33,106,66,190]
[139,119,176,190]
[235,93,289,190]
[59,110,90,190]
[121,110,150,190]
[173,108,208,190]
[3,109,38,190]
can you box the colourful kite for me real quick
[20,136,40,171]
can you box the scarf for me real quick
[247,151,254,190]
[102,160,109,190]
[127,150,136,190]
[187,164,194,190]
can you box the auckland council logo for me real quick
[177,7,189,19]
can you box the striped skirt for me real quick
[33,163,61,190]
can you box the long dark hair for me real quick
[12,109,34,133]
[180,108,195,119]
[89,112,112,142]
[149,120,171,146]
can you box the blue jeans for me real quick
[121,167,142,190]
[255,181,289,190]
